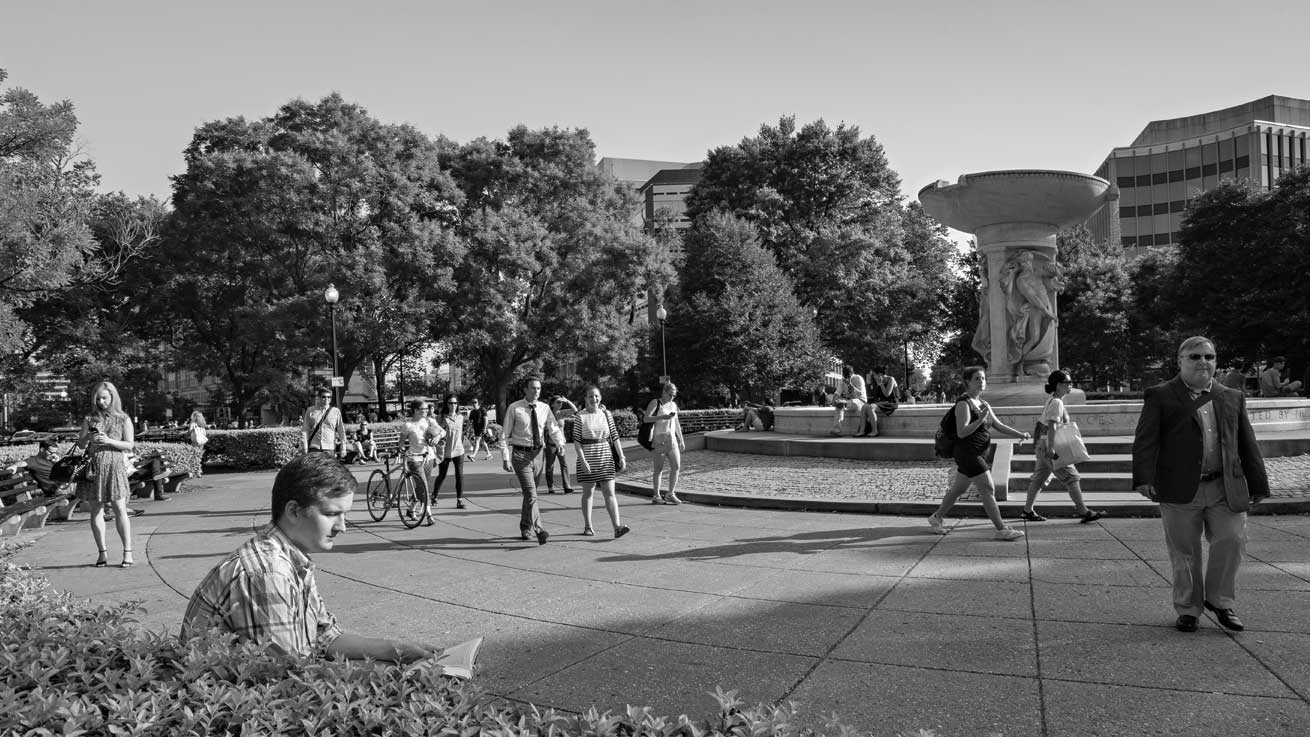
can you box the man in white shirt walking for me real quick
[500,376,565,544]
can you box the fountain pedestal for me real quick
[919,170,1112,406]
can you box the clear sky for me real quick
[4,0,1307,216]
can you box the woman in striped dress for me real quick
[572,385,630,538]
[75,381,136,568]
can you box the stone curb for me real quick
[613,480,1310,518]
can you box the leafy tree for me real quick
[160,94,463,422]
[1170,171,1310,370]
[439,127,665,417]
[665,212,825,402]
[0,69,98,356]
[1054,226,1133,388]
[683,116,959,371]
[685,115,900,274]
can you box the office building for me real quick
[1088,95,1310,252]
[597,157,703,230]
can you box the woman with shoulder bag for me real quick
[76,381,137,568]
[1021,370,1104,523]
[186,411,209,477]
[573,385,630,538]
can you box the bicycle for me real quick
[365,450,429,529]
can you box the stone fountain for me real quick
[919,170,1112,406]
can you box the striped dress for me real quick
[571,409,618,483]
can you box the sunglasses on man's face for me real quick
[1184,353,1217,361]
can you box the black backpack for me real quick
[932,400,962,459]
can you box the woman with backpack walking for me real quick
[927,366,1031,540]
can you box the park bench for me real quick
[0,468,74,537]
[129,452,191,499]
[368,428,402,461]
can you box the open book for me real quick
[405,637,484,679]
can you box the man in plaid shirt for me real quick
[180,453,434,662]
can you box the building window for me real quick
[1116,175,1136,188]
[1169,200,1185,213]
[1201,163,1217,177]
[1218,159,1233,173]
[1167,169,1184,182]
[1152,203,1169,215]
[1154,233,1171,245]
[1135,174,1151,187]
[1151,172,1168,185]
[1185,166,1201,180]
[1121,236,1137,247]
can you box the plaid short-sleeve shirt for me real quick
[180,524,342,657]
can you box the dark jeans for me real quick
[434,456,464,500]
[544,443,572,491]
[511,447,545,535]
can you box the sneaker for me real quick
[995,527,1025,541]
[665,494,682,505]
[1079,509,1105,524]
[927,514,948,535]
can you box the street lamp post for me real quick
[655,304,668,384]
[324,284,341,408]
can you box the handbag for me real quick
[50,451,93,484]
[1050,421,1091,470]
[189,425,208,445]
[604,410,626,472]
[637,405,655,451]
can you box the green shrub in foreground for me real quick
[0,544,944,737]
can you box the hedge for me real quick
[0,441,202,477]
[0,542,929,736]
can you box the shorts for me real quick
[954,447,990,478]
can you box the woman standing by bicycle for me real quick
[432,394,467,510]
[401,399,442,525]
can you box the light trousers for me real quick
[1159,477,1247,616]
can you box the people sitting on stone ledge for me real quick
[735,400,775,432]
[1260,356,1303,397]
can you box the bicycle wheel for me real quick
[398,472,426,529]
[365,470,391,522]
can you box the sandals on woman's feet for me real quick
[1020,510,1047,522]
[95,549,108,567]
[120,549,134,568]
[582,527,595,536]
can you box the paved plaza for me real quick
[11,453,1310,737]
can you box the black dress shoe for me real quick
[1205,601,1245,631]
[1175,614,1199,632]
[536,529,550,546]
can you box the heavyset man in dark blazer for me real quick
[1133,336,1269,633]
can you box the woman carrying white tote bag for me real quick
[1021,370,1104,524]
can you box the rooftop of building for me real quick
[1130,94,1310,147]
[639,164,705,190]
[597,157,701,187]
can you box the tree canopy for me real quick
[0,69,99,356]
[439,126,665,416]
[160,94,464,421]
[666,212,826,401]
[685,116,958,373]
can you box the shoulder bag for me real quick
[604,410,626,472]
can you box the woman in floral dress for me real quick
[76,381,136,567]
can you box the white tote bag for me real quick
[1050,421,1091,470]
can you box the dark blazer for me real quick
[1132,377,1269,511]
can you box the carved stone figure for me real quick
[971,254,990,359]
[1000,249,1062,376]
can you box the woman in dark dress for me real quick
[926,366,1031,540]
[75,381,136,567]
